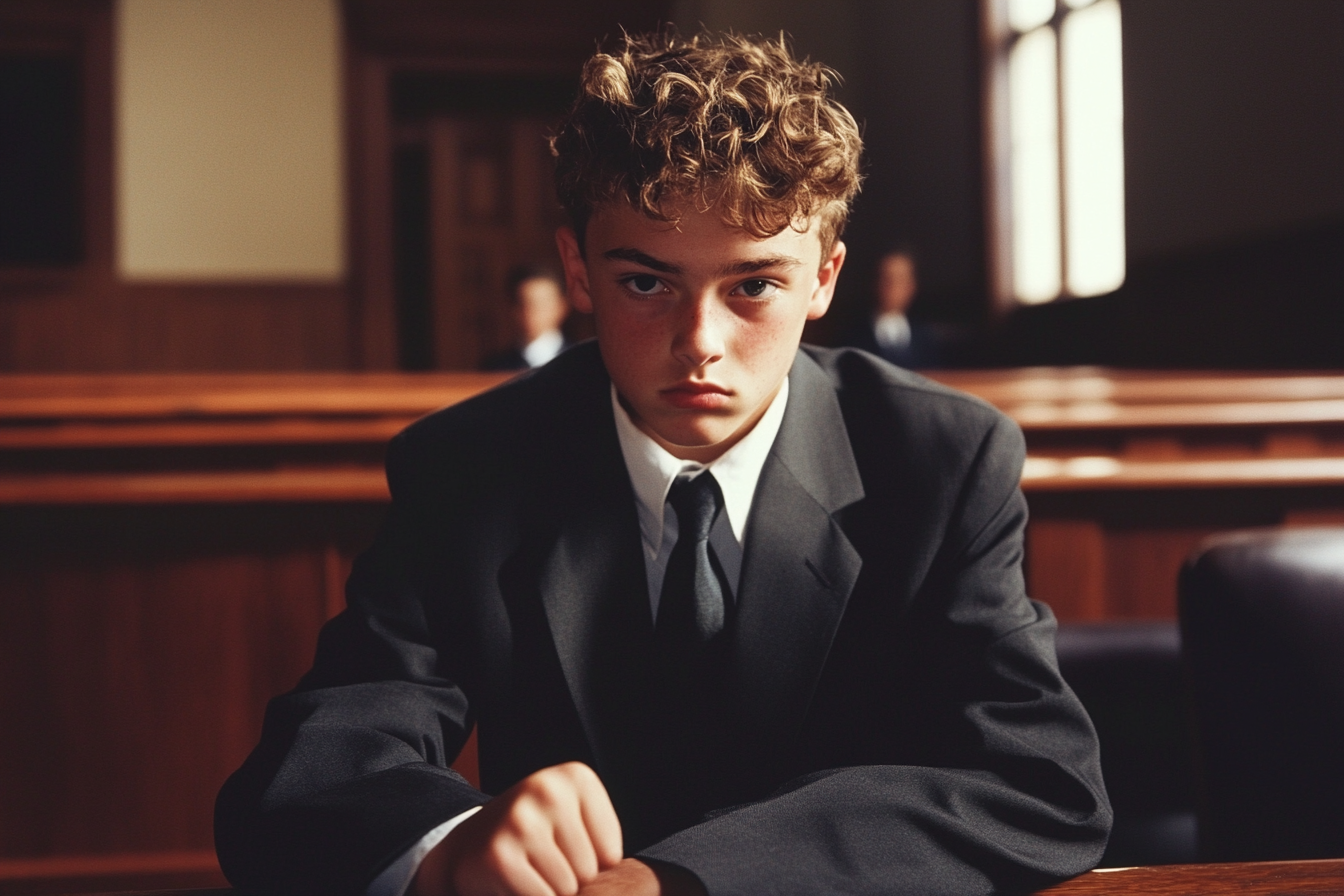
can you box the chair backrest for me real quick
[1056,620,1196,866]
[1179,527,1344,862]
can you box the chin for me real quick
[655,423,729,453]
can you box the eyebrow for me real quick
[602,248,681,273]
[719,256,804,276]
[601,247,805,277]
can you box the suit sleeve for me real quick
[213,432,490,895]
[638,416,1112,895]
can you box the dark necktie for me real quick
[650,471,729,833]
[656,471,728,674]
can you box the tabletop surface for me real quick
[50,858,1344,896]
[1032,858,1344,894]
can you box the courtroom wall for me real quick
[4,0,1343,370]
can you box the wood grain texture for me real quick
[0,849,225,895]
[1032,859,1344,895]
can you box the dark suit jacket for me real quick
[215,342,1110,895]
[840,317,946,369]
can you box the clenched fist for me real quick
[417,762,623,896]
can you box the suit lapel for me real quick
[722,350,865,784]
[532,351,655,783]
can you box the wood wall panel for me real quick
[1025,518,1107,620]
[0,505,384,861]
[0,375,502,892]
[931,368,1344,621]
[1,1,363,374]
[0,284,354,372]
[1025,487,1344,622]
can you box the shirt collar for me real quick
[522,329,565,367]
[611,376,790,554]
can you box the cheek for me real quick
[595,309,663,376]
[731,312,804,368]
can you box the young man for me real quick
[480,265,572,372]
[215,32,1110,896]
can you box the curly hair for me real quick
[551,30,863,253]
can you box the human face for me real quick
[557,202,845,463]
[514,277,568,343]
[877,253,917,315]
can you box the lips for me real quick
[660,381,731,410]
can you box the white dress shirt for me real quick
[873,311,912,352]
[521,329,566,368]
[368,378,790,896]
[611,377,789,616]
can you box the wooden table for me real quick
[30,859,1344,895]
[1033,859,1344,894]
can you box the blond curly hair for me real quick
[551,30,863,253]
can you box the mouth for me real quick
[660,381,732,410]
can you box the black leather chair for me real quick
[1179,527,1344,862]
[1056,620,1198,866]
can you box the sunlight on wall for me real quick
[1008,25,1062,303]
[1003,0,1125,303]
[116,0,344,281]
[1062,0,1125,297]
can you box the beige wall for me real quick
[116,0,344,281]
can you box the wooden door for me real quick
[427,116,566,370]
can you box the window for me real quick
[984,0,1125,306]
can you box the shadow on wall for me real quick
[979,215,1344,369]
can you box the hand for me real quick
[576,858,707,896]
[419,761,623,896]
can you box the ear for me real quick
[806,239,847,320]
[555,227,593,314]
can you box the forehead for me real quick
[880,254,914,274]
[584,200,824,263]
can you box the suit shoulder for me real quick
[387,342,608,494]
[802,344,1016,440]
[397,341,605,449]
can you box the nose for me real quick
[672,294,725,370]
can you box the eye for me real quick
[621,274,665,296]
[734,279,778,299]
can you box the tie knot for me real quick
[667,472,722,543]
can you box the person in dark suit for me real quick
[215,31,1110,896]
[840,246,946,369]
[480,265,572,372]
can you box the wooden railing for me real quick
[934,368,1344,620]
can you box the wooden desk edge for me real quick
[1032,858,1344,894]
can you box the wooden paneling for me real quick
[933,368,1344,621]
[0,504,382,892]
[0,1,362,373]
[4,368,1344,891]
[0,373,505,892]
[427,116,565,369]
[0,283,355,372]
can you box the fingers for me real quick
[568,765,622,870]
[550,803,600,883]
[445,762,623,896]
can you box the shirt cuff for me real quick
[365,805,483,896]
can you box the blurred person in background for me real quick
[482,264,572,371]
[841,245,946,368]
